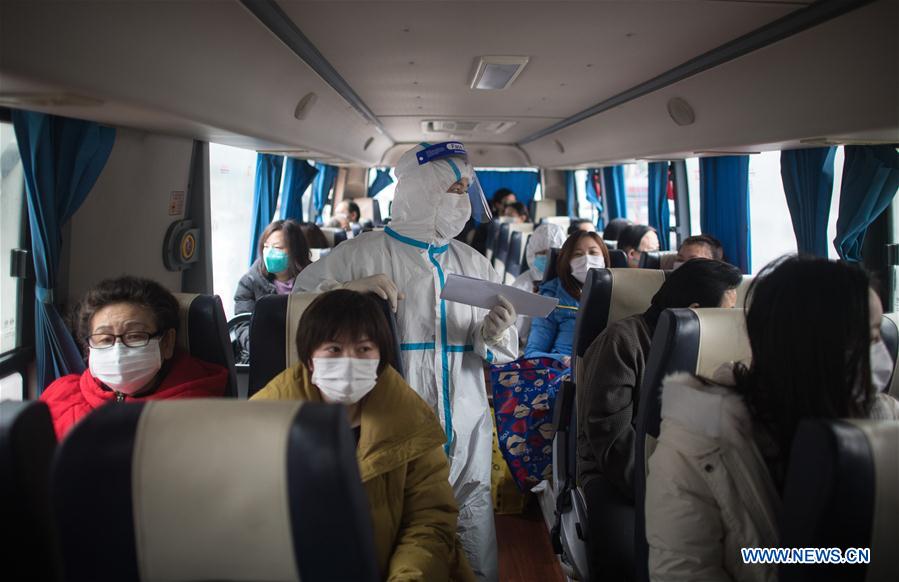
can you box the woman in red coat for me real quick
[40,276,228,438]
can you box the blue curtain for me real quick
[311,163,339,224]
[835,145,899,262]
[476,170,540,207]
[601,166,627,220]
[565,170,577,218]
[279,158,318,222]
[780,147,836,257]
[248,153,284,265]
[12,110,116,391]
[700,156,751,273]
[368,168,394,198]
[585,169,605,230]
[647,162,671,251]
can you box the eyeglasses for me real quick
[87,331,162,349]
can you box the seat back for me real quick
[603,239,618,250]
[0,401,59,581]
[249,293,404,397]
[484,219,501,261]
[175,293,237,398]
[880,313,899,397]
[320,227,348,248]
[638,251,678,270]
[780,419,899,582]
[541,215,571,231]
[609,248,629,268]
[531,199,566,223]
[353,197,382,225]
[52,400,379,582]
[492,222,512,275]
[634,307,751,582]
[504,231,524,284]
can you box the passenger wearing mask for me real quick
[673,234,725,268]
[40,276,228,438]
[295,142,518,581]
[578,258,741,579]
[568,218,596,235]
[524,231,610,364]
[469,188,518,254]
[252,290,474,582]
[618,224,660,268]
[501,201,530,224]
[646,256,899,582]
[601,218,633,242]
[328,200,362,233]
[510,223,566,350]
[233,220,311,363]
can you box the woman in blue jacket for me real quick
[524,231,610,365]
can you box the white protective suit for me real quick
[295,144,517,581]
[511,223,566,348]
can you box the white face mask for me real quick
[570,254,606,284]
[311,357,379,404]
[89,339,163,396]
[870,339,894,393]
[434,191,471,240]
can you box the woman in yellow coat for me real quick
[252,289,474,582]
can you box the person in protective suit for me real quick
[295,142,518,581]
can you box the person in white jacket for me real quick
[646,255,899,582]
[294,142,518,581]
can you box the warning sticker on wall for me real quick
[168,191,185,216]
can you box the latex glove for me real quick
[342,274,404,312]
[482,295,517,345]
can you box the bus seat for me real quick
[780,419,898,582]
[634,307,751,582]
[554,268,666,581]
[880,313,899,397]
[609,249,629,268]
[174,293,238,398]
[639,251,678,270]
[320,227,348,248]
[0,401,59,582]
[604,239,618,250]
[509,222,535,235]
[353,197,382,226]
[51,399,379,582]
[531,199,567,223]
[248,293,404,398]
[503,230,524,285]
[492,222,512,278]
[227,312,251,398]
[484,219,501,261]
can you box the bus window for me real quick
[1,121,25,355]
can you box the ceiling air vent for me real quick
[422,120,518,135]
[470,56,530,90]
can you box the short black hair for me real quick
[504,201,529,220]
[491,188,516,205]
[345,201,361,221]
[602,218,633,241]
[680,234,725,261]
[75,276,179,352]
[295,290,397,375]
[567,218,593,236]
[617,224,656,253]
[643,258,742,329]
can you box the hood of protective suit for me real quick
[527,223,566,278]
[390,144,474,244]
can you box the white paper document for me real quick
[440,274,559,318]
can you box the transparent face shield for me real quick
[415,142,492,224]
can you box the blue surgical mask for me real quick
[532,254,548,276]
[263,248,289,274]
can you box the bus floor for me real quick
[495,498,565,582]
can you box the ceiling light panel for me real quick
[470,56,530,90]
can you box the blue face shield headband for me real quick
[417,142,493,224]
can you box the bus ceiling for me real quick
[0,0,895,168]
